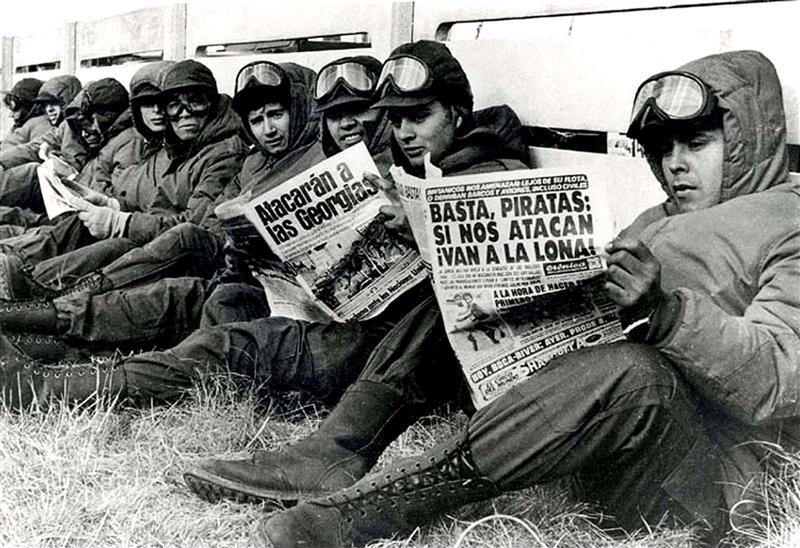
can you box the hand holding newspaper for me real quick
[37,158,93,219]
[393,161,627,408]
[239,143,427,322]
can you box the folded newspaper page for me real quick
[394,163,625,409]
[37,158,91,219]
[241,143,427,322]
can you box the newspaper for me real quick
[240,143,427,322]
[37,157,91,219]
[394,162,625,409]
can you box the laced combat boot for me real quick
[256,433,500,548]
[5,332,93,362]
[0,272,110,335]
[184,380,420,506]
[0,355,126,410]
[0,300,60,334]
[0,253,58,301]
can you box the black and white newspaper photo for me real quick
[0,1,798,547]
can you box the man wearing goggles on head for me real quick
[0,61,325,408]
[183,40,532,514]
[0,60,246,362]
[205,56,394,324]
[253,50,800,548]
[0,78,131,219]
[0,78,50,152]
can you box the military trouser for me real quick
[32,222,226,289]
[39,224,226,350]
[0,162,43,211]
[117,282,433,406]
[57,277,213,350]
[0,213,102,267]
[345,296,728,540]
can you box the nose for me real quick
[339,115,357,130]
[664,141,688,174]
[396,118,415,142]
[263,119,278,136]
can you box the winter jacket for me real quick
[1,114,51,152]
[121,93,246,244]
[0,80,131,171]
[390,104,530,177]
[626,50,800,517]
[237,63,321,197]
[88,62,176,202]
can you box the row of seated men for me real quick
[0,39,798,548]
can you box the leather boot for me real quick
[256,433,499,548]
[0,253,57,301]
[6,332,93,362]
[0,356,126,410]
[55,272,109,298]
[0,299,60,334]
[184,380,419,506]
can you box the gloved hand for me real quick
[82,188,121,210]
[50,155,79,180]
[38,142,53,162]
[77,204,130,239]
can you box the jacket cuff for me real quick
[646,290,684,345]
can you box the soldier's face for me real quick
[656,126,725,212]
[248,102,291,156]
[387,100,457,168]
[325,103,379,152]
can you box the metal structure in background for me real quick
[0,0,797,172]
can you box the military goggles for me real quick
[627,71,717,138]
[235,61,286,95]
[3,95,20,110]
[315,61,375,101]
[164,91,212,118]
[376,55,432,95]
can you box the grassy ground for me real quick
[1,378,798,548]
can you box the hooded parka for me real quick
[118,61,246,244]
[85,61,176,201]
[35,75,82,124]
[1,78,50,151]
[235,62,321,197]
[624,50,800,518]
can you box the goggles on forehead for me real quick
[3,95,20,110]
[315,61,375,101]
[627,71,717,138]
[376,55,432,95]
[164,92,212,119]
[235,61,286,95]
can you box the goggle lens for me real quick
[235,62,285,94]
[315,62,374,100]
[377,56,430,92]
[165,92,211,118]
[629,72,711,137]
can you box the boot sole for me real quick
[183,469,333,508]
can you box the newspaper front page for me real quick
[395,163,625,408]
[241,143,427,322]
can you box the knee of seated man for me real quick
[548,341,682,406]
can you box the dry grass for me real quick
[1,376,798,548]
